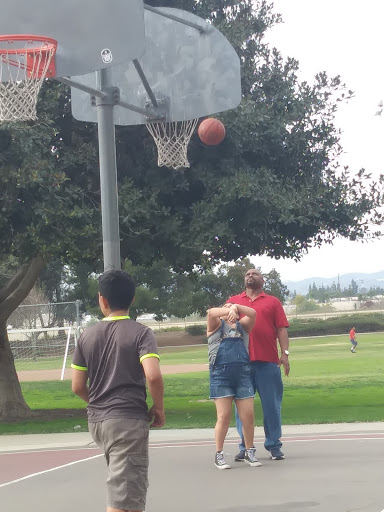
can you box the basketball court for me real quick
[1,5,383,512]
[1,423,384,512]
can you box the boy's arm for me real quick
[142,357,165,428]
[72,368,89,403]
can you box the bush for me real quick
[185,324,206,336]
[156,326,185,333]
[288,313,384,338]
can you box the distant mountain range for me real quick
[284,271,384,295]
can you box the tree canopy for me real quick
[1,1,383,275]
[40,258,289,320]
[1,0,384,419]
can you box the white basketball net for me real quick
[146,119,198,170]
[0,38,57,122]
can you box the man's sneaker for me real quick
[215,451,230,470]
[244,448,262,467]
[270,448,285,460]
[234,449,245,462]
[350,347,356,353]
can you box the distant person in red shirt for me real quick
[227,268,290,462]
[350,327,357,353]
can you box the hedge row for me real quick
[185,324,206,336]
[185,313,384,339]
[288,313,384,338]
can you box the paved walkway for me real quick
[17,363,209,382]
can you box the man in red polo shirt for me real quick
[228,268,290,461]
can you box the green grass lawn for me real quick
[3,332,384,435]
[15,357,72,371]
[13,346,209,371]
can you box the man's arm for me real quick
[141,357,165,428]
[277,326,290,376]
[72,368,89,403]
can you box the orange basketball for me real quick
[198,118,226,146]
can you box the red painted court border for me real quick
[0,448,101,486]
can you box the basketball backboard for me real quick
[70,7,242,125]
[0,0,145,79]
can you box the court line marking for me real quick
[0,453,102,489]
[1,432,383,455]
[1,433,383,487]
[149,436,384,449]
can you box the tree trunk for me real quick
[0,323,34,420]
[0,256,46,420]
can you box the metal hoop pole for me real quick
[96,68,121,271]
[55,76,107,99]
[132,60,158,108]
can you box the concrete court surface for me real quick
[0,423,384,512]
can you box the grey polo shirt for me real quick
[71,316,159,422]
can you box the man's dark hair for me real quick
[98,270,136,310]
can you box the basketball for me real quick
[198,118,226,146]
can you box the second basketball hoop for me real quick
[146,119,198,170]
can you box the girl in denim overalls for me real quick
[207,303,261,469]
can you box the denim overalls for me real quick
[208,320,254,400]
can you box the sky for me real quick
[249,0,384,282]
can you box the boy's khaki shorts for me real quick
[89,417,149,511]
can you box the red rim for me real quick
[0,34,57,54]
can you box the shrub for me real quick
[156,326,185,333]
[186,324,206,336]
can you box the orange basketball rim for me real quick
[0,34,57,78]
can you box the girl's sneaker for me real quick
[215,451,230,469]
[244,447,262,467]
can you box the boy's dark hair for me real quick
[98,270,136,311]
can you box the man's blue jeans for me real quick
[235,361,283,452]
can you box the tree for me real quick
[263,269,289,303]
[1,0,384,419]
[293,295,320,314]
[348,279,359,297]
[0,84,100,419]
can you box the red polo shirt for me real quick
[228,291,289,364]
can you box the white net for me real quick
[8,326,77,374]
[0,36,57,122]
[146,119,198,169]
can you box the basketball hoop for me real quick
[0,35,57,122]
[146,119,198,169]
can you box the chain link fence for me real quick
[7,301,81,372]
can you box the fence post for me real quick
[75,300,81,328]
[75,300,81,346]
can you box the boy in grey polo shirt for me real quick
[72,270,165,512]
